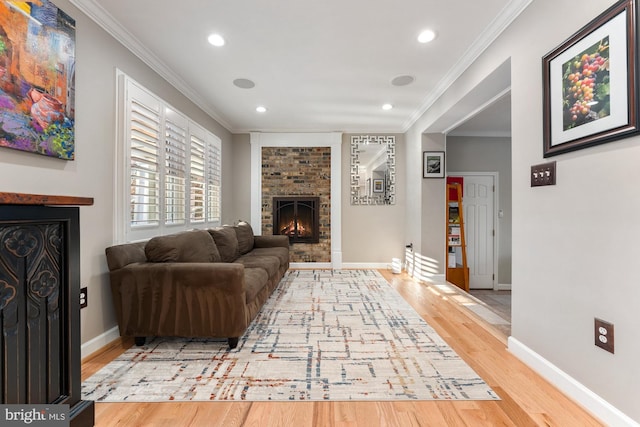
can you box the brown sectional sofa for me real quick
[104,222,289,349]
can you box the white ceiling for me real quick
[71,0,527,133]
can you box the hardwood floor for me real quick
[82,271,603,426]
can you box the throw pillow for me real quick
[235,221,255,255]
[208,227,239,262]
[145,230,221,262]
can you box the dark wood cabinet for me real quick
[0,193,94,427]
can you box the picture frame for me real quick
[542,0,639,157]
[372,178,384,193]
[0,1,76,160]
[423,151,445,178]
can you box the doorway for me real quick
[443,94,512,335]
[444,94,512,291]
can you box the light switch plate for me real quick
[531,161,556,187]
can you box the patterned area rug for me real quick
[83,270,499,402]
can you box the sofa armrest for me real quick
[254,235,289,249]
[108,262,251,339]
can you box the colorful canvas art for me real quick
[0,1,75,160]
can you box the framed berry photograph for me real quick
[543,0,639,157]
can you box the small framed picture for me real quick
[372,178,384,193]
[423,151,445,178]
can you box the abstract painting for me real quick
[0,1,75,160]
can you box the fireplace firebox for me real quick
[273,197,320,243]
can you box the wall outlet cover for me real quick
[80,287,88,309]
[594,318,614,354]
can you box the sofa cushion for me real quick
[145,230,221,263]
[235,255,280,278]
[234,221,255,255]
[208,227,239,262]
[246,247,289,268]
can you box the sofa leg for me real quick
[134,336,146,346]
[227,337,239,349]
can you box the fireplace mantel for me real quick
[0,192,94,206]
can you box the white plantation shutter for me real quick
[118,73,222,242]
[206,133,222,224]
[129,94,160,227]
[164,111,187,225]
[189,131,206,224]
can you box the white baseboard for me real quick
[342,262,392,269]
[290,262,332,269]
[290,262,392,269]
[81,326,120,360]
[508,336,639,426]
[496,282,512,291]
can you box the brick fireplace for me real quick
[250,132,342,268]
[261,147,330,262]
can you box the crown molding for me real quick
[235,127,402,134]
[402,0,532,133]
[69,0,233,132]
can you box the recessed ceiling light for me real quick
[391,75,415,86]
[207,33,225,47]
[233,78,255,89]
[417,29,436,43]
[382,104,393,110]
[256,106,267,113]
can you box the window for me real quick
[117,73,222,242]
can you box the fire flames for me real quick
[280,220,309,236]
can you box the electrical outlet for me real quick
[531,161,556,187]
[80,287,88,309]
[594,318,614,353]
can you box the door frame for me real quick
[450,171,499,290]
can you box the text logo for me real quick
[1,405,69,426]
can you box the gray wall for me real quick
[446,136,512,285]
[420,133,446,271]
[230,133,252,222]
[341,133,406,264]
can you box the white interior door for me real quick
[461,174,496,289]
